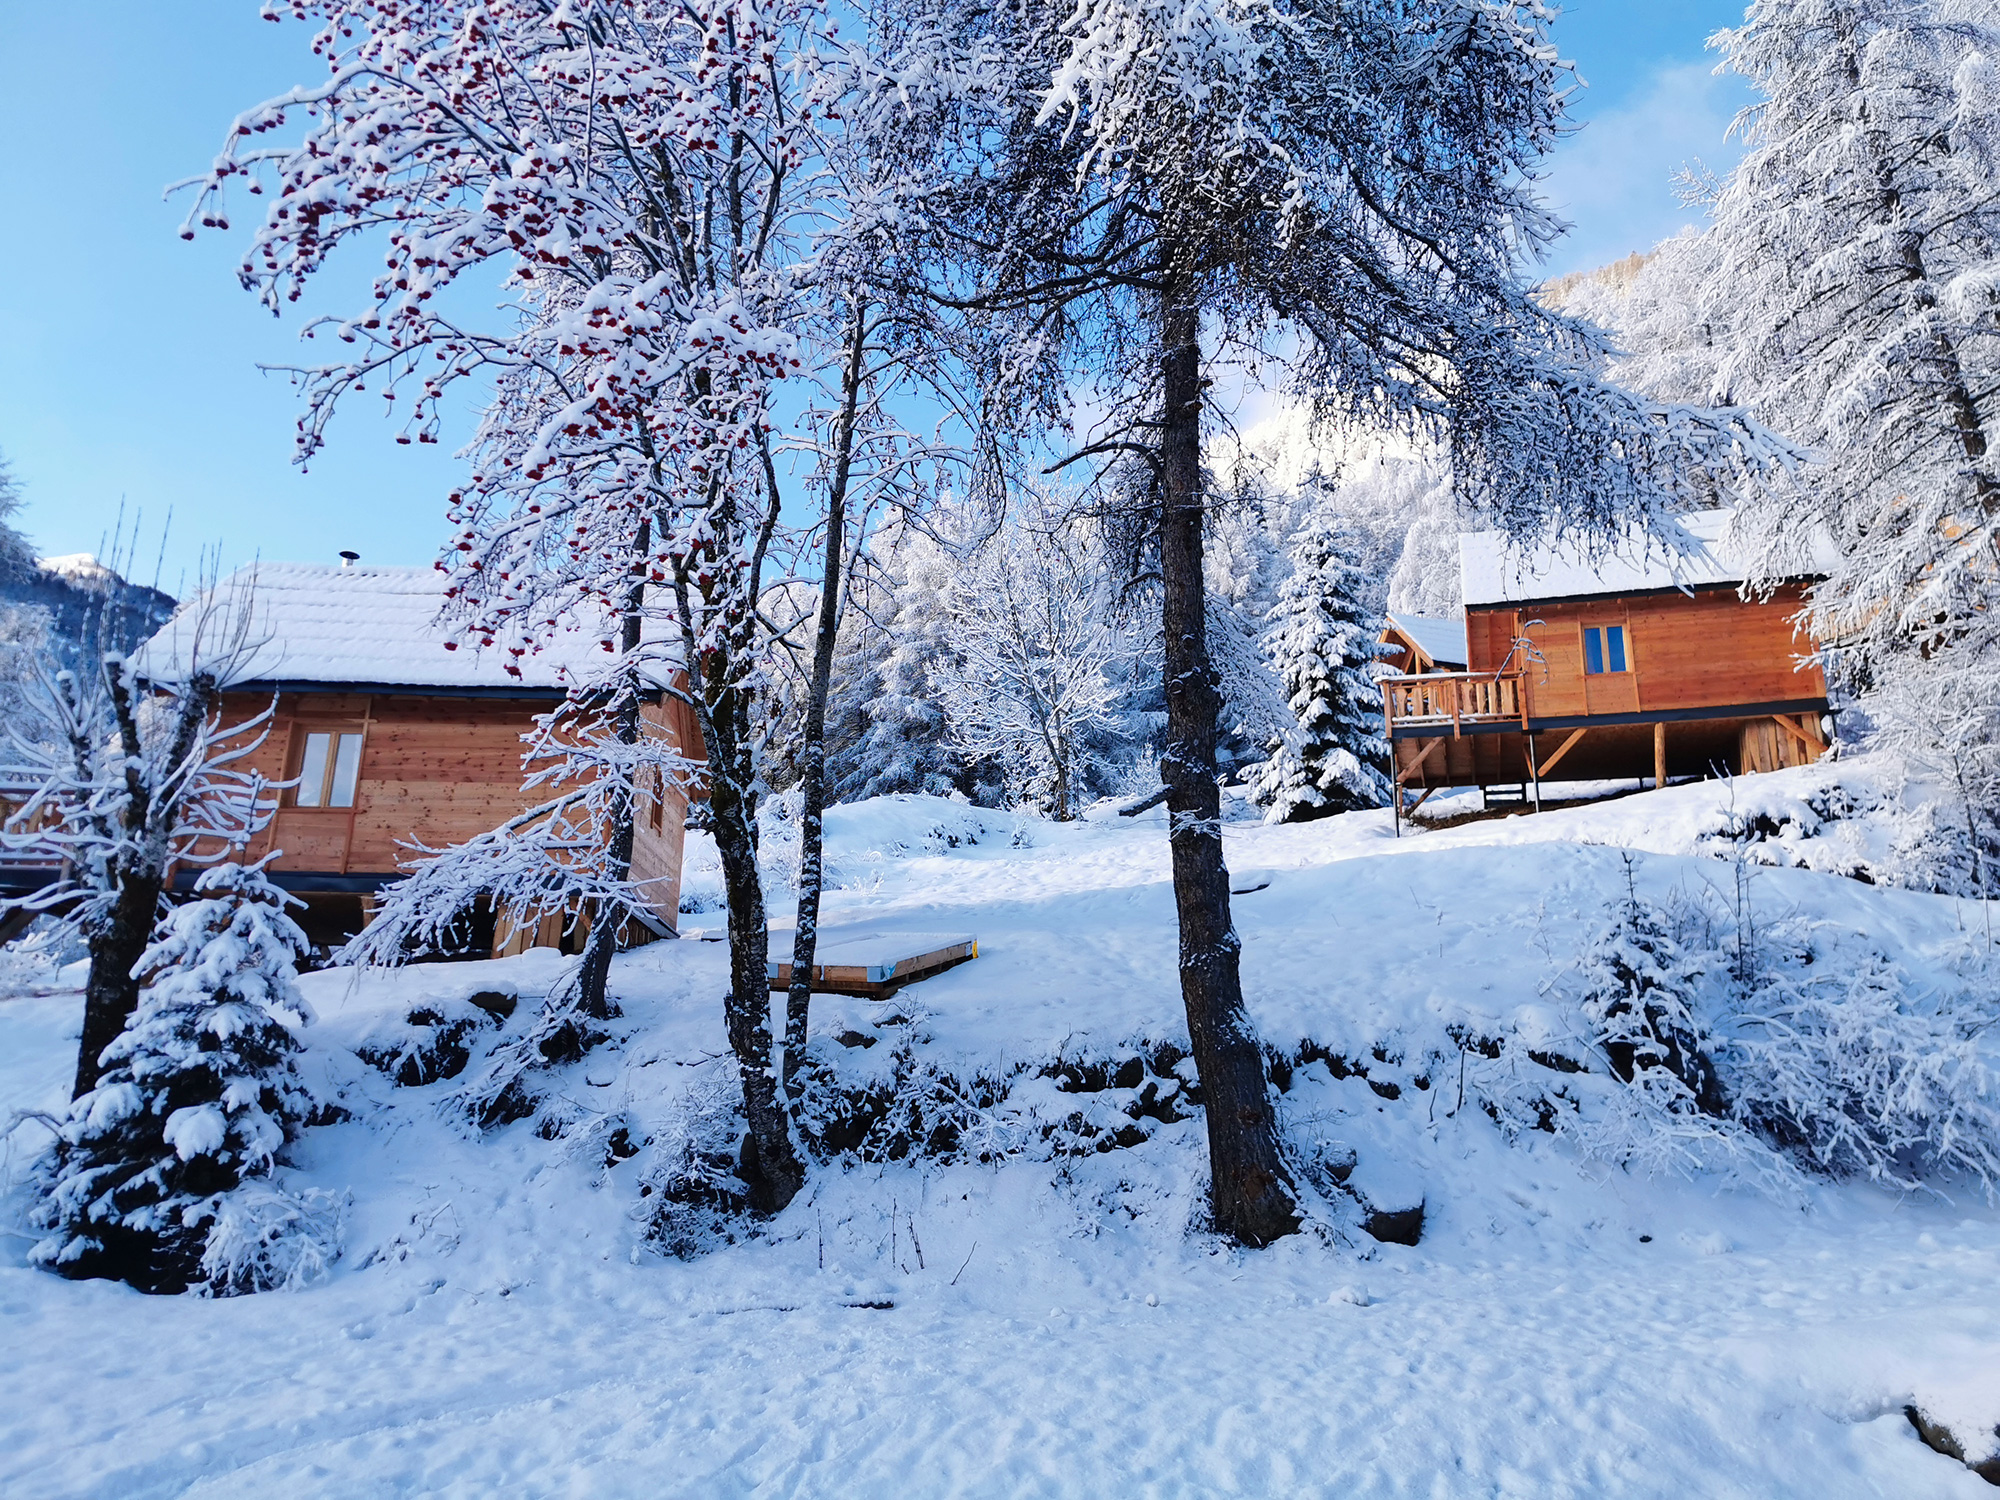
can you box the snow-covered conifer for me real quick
[31,862,320,1295]
[829,516,969,801]
[1579,862,1725,1117]
[1254,516,1391,822]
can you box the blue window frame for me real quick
[1584,625,1628,675]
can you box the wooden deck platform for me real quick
[766,929,978,999]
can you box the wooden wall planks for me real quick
[216,688,699,926]
[1470,583,1823,720]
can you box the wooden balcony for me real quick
[1380,671,1528,738]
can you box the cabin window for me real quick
[649,768,666,833]
[1583,625,1628,675]
[295,730,365,808]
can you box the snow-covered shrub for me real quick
[1533,862,2000,1201]
[197,1181,346,1296]
[1729,951,2000,1199]
[356,991,515,1087]
[640,1065,755,1258]
[29,862,323,1294]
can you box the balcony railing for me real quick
[1380,671,1528,737]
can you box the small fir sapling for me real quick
[29,862,321,1296]
[1579,858,1726,1117]
[827,514,971,801]
[1254,515,1392,822]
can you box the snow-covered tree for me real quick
[886,0,1786,1243]
[1706,0,2000,665]
[829,514,974,801]
[1254,517,1391,822]
[1548,235,1739,418]
[185,0,921,1211]
[1869,662,2000,899]
[1580,861,1725,1118]
[1384,465,1470,619]
[936,511,1132,819]
[30,862,321,1296]
[0,450,37,579]
[2,585,272,1099]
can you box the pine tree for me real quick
[1579,859,1725,1117]
[829,516,968,801]
[1255,516,1392,822]
[31,862,317,1295]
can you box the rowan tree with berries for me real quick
[183,0,881,1209]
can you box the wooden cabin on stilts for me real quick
[1378,510,1837,832]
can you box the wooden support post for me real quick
[1536,727,1589,779]
[1654,721,1667,791]
[1526,733,1542,812]
[1771,713,1818,757]
[1393,735,1446,837]
[1399,736,1445,781]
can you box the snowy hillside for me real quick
[4,768,2000,1496]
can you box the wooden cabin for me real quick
[1381,510,1835,819]
[134,562,700,956]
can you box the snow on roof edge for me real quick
[1457,509,1837,609]
[132,561,681,694]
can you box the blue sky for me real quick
[0,2,1754,588]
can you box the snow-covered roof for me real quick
[133,562,677,694]
[1457,509,1837,608]
[1384,613,1468,669]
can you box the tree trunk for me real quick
[1849,26,2000,522]
[74,870,163,1099]
[1157,270,1297,1246]
[75,667,220,1100]
[709,677,805,1213]
[571,703,637,1025]
[783,305,865,1104]
[573,525,651,1024]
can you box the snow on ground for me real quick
[4,763,2000,1497]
